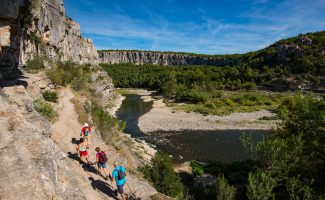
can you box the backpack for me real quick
[117,166,125,180]
[98,151,108,164]
[84,127,90,136]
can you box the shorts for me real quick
[117,184,124,194]
[79,151,88,157]
[97,162,107,168]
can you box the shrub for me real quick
[47,66,65,85]
[190,160,204,177]
[258,115,278,120]
[47,61,90,89]
[33,99,58,121]
[244,94,325,199]
[91,103,125,142]
[247,170,276,200]
[71,77,87,91]
[25,55,45,73]
[216,174,237,200]
[140,152,184,198]
[42,90,58,102]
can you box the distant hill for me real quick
[100,31,325,91]
[99,31,325,76]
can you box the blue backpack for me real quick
[117,166,125,180]
[84,128,90,136]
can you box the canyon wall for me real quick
[0,0,98,81]
[98,50,238,66]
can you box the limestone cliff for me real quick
[98,50,238,66]
[0,0,98,81]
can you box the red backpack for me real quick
[98,151,108,164]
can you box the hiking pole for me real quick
[126,182,135,195]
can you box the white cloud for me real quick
[70,0,325,54]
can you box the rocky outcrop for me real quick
[0,77,85,200]
[277,44,303,61]
[98,50,237,66]
[0,0,98,81]
[276,36,313,61]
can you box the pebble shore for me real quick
[137,93,279,134]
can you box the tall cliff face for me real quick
[98,51,238,66]
[0,0,98,81]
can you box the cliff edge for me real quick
[0,0,98,81]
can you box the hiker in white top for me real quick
[76,138,90,165]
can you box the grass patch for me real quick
[33,99,58,121]
[42,90,58,102]
[70,97,89,124]
[170,91,289,115]
[91,103,125,144]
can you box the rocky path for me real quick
[52,88,157,200]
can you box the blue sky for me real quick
[64,0,325,54]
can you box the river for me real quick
[116,91,267,163]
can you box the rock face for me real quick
[0,80,86,200]
[0,0,98,81]
[277,44,303,61]
[276,36,312,61]
[98,50,238,66]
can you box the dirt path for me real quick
[52,88,114,200]
[52,88,156,200]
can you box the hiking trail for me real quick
[52,87,157,200]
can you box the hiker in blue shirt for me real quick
[110,161,127,200]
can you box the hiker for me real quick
[110,161,127,200]
[95,147,110,180]
[76,138,90,165]
[80,123,92,143]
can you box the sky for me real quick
[64,0,325,54]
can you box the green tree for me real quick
[141,152,184,198]
[245,94,325,199]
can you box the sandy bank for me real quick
[138,95,279,133]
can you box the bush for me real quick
[25,55,45,73]
[140,152,184,198]
[216,174,237,200]
[42,90,58,102]
[33,99,58,121]
[47,61,90,89]
[190,161,204,177]
[91,103,125,142]
[244,94,325,199]
[71,77,87,91]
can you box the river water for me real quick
[116,92,267,163]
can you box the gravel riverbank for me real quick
[138,93,279,133]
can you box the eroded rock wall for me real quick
[98,50,237,66]
[0,78,86,200]
[0,0,98,81]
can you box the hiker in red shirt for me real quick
[80,123,92,143]
[95,147,110,180]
